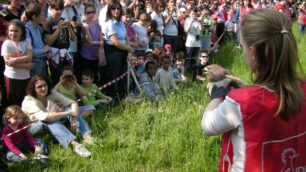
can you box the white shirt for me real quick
[98,5,108,28]
[150,11,164,35]
[22,90,75,121]
[154,67,177,91]
[184,17,201,47]
[103,19,127,45]
[131,22,149,50]
[201,97,245,171]
[1,39,32,79]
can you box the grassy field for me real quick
[10,26,306,172]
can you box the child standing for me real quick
[132,13,151,55]
[25,2,51,76]
[1,19,33,106]
[81,69,113,109]
[1,105,48,162]
[44,0,76,84]
[155,54,178,92]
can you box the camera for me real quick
[195,35,200,41]
[72,16,77,22]
[172,8,177,13]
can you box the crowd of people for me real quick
[0,0,305,170]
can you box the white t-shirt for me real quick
[98,5,108,28]
[1,39,32,79]
[201,97,245,171]
[150,11,164,35]
[131,22,149,50]
[184,17,201,47]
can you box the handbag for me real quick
[98,44,106,67]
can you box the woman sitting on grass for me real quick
[22,75,93,158]
[202,9,306,171]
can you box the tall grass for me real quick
[11,26,306,172]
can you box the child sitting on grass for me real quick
[172,51,187,83]
[193,50,210,81]
[81,69,113,109]
[1,105,48,162]
[155,54,178,92]
[53,67,95,116]
[139,61,163,101]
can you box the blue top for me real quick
[25,23,46,57]
[102,19,127,45]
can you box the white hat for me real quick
[145,49,153,54]
[179,7,187,13]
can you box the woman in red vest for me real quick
[202,9,306,172]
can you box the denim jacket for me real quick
[139,73,163,101]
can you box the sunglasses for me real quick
[201,55,208,58]
[86,11,96,15]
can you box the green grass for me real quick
[11,26,306,172]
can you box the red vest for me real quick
[219,84,306,172]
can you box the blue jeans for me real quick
[236,23,241,46]
[6,138,47,162]
[30,56,47,76]
[64,106,93,138]
[298,23,306,35]
[28,107,93,149]
[200,35,211,51]
[185,47,200,72]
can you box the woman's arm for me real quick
[45,111,71,121]
[164,10,174,24]
[110,34,133,52]
[185,18,194,33]
[74,81,88,98]
[201,98,242,136]
[130,33,139,48]
[67,25,76,41]
[53,76,64,92]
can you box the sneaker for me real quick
[73,144,91,157]
[84,134,94,145]
[33,154,49,164]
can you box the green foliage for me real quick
[10,25,306,172]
